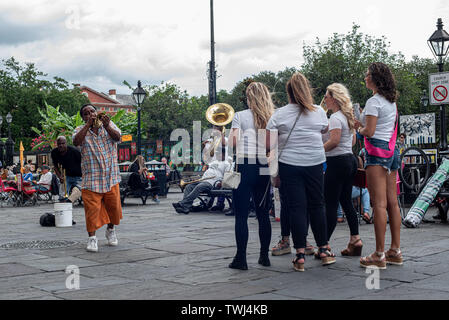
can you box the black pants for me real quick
[232,158,271,259]
[324,154,359,241]
[279,162,327,249]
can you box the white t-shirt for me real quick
[38,172,52,187]
[231,109,259,158]
[203,137,229,164]
[266,104,328,166]
[324,111,354,157]
[202,160,231,187]
[362,94,397,142]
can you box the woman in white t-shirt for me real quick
[228,82,274,270]
[322,83,361,256]
[266,72,335,272]
[355,62,402,269]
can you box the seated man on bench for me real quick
[172,151,231,215]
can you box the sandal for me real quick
[362,212,372,224]
[360,252,386,269]
[385,248,403,266]
[319,247,336,266]
[305,243,315,256]
[292,252,305,272]
[341,239,363,256]
[314,245,331,260]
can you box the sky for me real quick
[1,0,448,98]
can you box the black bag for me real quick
[39,213,55,227]
[51,174,60,195]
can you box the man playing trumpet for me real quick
[73,104,122,253]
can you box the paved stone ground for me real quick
[0,188,448,300]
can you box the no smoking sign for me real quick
[429,72,449,105]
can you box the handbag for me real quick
[222,168,241,189]
[270,108,302,188]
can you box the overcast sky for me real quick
[1,0,448,97]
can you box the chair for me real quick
[16,174,38,206]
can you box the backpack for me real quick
[51,174,60,195]
[39,213,55,227]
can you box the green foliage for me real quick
[0,57,88,150]
[139,82,209,140]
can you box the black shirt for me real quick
[51,146,82,177]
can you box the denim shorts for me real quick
[364,138,400,172]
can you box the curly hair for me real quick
[368,62,397,103]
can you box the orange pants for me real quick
[81,184,123,233]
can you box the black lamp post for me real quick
[0,115,4,166]
[5,112,14,166]
[428,18,449,151]
[421,90,429,113]
[132,81,147,156]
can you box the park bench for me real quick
[119,172,158,205]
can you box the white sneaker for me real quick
[105,227,118,246]
[86,236,98,252]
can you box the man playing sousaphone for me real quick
[73,104,122,253]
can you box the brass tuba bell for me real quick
[205,103,235,157]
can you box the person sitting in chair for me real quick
[172,152,231,215]
[34,165,52,192]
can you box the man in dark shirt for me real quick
[51,136,82,202]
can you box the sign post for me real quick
[429,72,449,150]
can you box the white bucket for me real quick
[54,203,73,227]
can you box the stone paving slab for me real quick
[0,263,44,279]
[1,190,449,300]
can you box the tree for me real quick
[300,24,421,115]
[0,57,88,150]
[137,82,209,141]
[31,103,135,151]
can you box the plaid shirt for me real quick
[73,121,121,193]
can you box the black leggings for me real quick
[279,162,327,249]
[324,154,359,241]
[232,158,272,259]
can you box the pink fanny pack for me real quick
[364,111,398,159]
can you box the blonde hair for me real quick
[326,83,355,130]
[246,82,275,129]
[286,72,316,112]
[135,155,145,170]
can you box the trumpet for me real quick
[93,112,107,129]
[179,175,216,189]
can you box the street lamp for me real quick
[5,112,14,166]
[132,80,147,156]
[428,18,449,151]
[421,90,429,113]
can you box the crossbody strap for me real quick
[278,107,302,159]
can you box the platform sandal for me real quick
[341,239,363,256]
[318,247,336,266]
[292,252,305,272]
[360,252,386,269]
[385,248,403,265]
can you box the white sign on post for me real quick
[429,72,449,105]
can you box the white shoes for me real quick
[86,228,118,252]
[86,236,98,252]
[105,227,118,246]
